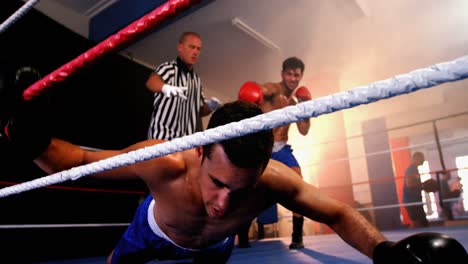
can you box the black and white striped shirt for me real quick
[147,57,205,140]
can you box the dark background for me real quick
[1,1,155,262]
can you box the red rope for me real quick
[22,0,201,100]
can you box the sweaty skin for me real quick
[260,80,311,177]
[35,138,385,261]
[261,82,310,142]
[259,67,311,225]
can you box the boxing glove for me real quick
[373,232,468,264]
[238,81,263,105]
[0,66,51,160]
[294,86,312,103]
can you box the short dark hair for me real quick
[203,101,273,171]
[179,31,201,43]
[282,57,305,73]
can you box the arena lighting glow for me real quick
[231,17,281,52]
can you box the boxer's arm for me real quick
[264,160,385,258]
[35,138,183,181]
[261,83,276,102]
[296,119,310,136]
[294,86,312,135]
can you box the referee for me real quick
[146,31,221,140]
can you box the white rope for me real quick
[1,55,467,198]
[0,0,40,34]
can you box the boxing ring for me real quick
[1,0,468,263]
[32,225,468,264]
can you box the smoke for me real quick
[340,0,468,88]
[251,0,468,90]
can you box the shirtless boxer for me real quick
[238,57,311,249]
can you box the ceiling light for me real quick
[231,17,281,53]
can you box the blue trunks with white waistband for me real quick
[111,195,235,263]
[271,143,300,168]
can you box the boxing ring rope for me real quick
[0,0,39,34]
[0,55,467,198]
[355,199,463,212]
[21,0,202,100]
[304,134,468,169]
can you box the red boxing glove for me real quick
[238,81,263,105]
[295,86,312,102]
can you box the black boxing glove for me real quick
[373,232,468,264]
[0,65,51,160]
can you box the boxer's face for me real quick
[281,67,303,92]
[198,145,261,219]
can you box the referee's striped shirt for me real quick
[148,57,205,140]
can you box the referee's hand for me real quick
[161,84,188,99]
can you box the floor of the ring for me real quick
[35,224,468,264]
